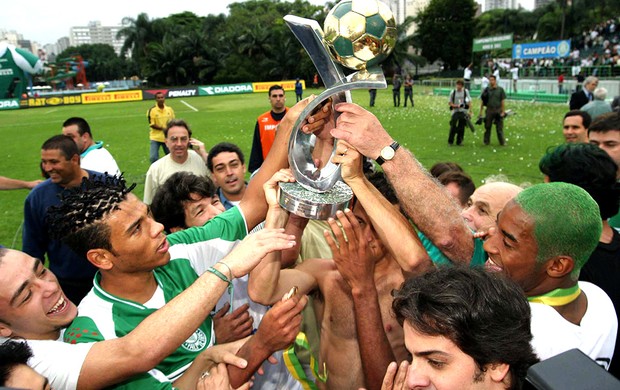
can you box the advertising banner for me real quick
[472,34,513,52]
[512,40,571,59]
[20,94,82,108]
[252,80,304,93]
[143,88,199,100]
[198,83,253,96]
[0,98,20,110]
[82,90,143,104]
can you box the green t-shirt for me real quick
[65,207,247,389]
[417,231,487,267]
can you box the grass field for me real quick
[0,86,569,248]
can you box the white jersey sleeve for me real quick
[26,337,94,390]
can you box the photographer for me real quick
[448,79,472,146]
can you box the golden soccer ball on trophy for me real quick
[323,0,397,70]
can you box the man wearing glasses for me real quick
[143,119,209,205]
[249,85,288,173]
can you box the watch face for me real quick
[381,145,395,160]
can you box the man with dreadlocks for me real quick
[44,97,330,389]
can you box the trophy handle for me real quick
[288,68,387,193]
[284,15,346,87]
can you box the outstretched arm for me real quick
[239,96,332,230]
[332,141,432,275]
[78,229,296,389]
[248,170,318,305]
[325,209,395,390]
[0,176,41,190]
[330,103,473,263]
[228,293,307,388]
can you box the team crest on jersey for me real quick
[182,328,207,352]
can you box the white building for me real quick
[69,21,124,55]
[384,0,430,34]
[485,0,518,11]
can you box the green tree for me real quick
[413,0,477,69]
[56,44,125,82]
[383,16,426,76]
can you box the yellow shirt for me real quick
[147,104,175,142]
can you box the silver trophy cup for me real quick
[280,9,393,219]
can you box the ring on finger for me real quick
[200,371,210,380]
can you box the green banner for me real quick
[198,83,253,96]
[0,98,20,110]
[472,34,513,52]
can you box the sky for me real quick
[0,0,329,46]
[2,0,534,46]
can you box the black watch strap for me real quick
[376,141,400,165]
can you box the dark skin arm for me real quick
[227,293,307,388]
[325,209,395,390]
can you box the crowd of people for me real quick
[1,79,620,390]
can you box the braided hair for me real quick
[47,174,136,258]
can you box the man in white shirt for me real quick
[143,119,209,204]
[62,117,120,176]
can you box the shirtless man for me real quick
[249,149,429,389]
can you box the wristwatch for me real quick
[376,141,400,165]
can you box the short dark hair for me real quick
[268,85,284,95]
[151,172,217,233]
[564,110,592,129]
[437,170,476,206]
[164,119,192,138]
[207,142,245,172]
[429,162,464,178]
[456,79,464,86]
[489,75,497,81]
[46,175,135,257]
[539,143,619,219]
[393,266,539,390]
[41,134,79,160]
[62,117,92,137]
[589,111,620,135]
[0,340,34,385]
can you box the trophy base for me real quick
[279,181,353,220]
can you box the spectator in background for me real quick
[582,87,613,120]
[479,75,507,146]
[403,75,414,107]
[570,76,599,110]
[429,161,463,178]
[147,92,175,164]
[437,170,475,209]
[295,78,303,102]
[563,110,592,143]
[392,74,401,107]
[143,119,209,205]
[208,142,247,210]
[463,63,473,91]
[62,117,120,176]
[22,135,98,304]
[558,73,565,94]
[249,85,287,173]
[369,88,377,107]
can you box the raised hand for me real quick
[213,303,254,343]
[222,229,296,278]
[331,102,393,159]
[324,208,375,292]
[380,361,409,390]
[253,292,308,353]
